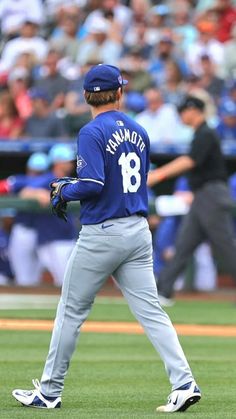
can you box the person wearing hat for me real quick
[148,95,236,305]
[78,16,122,67]
[149,34,188,86]
[13,64,201,413]
[18,144,77,287]
[24,87,68,138]
[5,152,49,287]
[0,16,47,71]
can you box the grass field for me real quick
[1,296,236,418]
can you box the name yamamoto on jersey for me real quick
[106,128,145,156]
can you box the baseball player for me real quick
[0,209,15,286]
[19,144,78,287]
[1,152,49,286]
[12,65,201,413]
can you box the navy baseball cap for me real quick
[83,64,128,92]
[177,95,205,113]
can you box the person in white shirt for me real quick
[0,18,48,72]
[83,0,132,35]
[77,17,122,66]
[135,88,191,150]
[0,0,43,38]
[185,20,225,78]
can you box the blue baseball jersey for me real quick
[8,174,35,193]
[0,228,13,279]
[27,172,77,245]
[8,174,38,229]
[62,110,150,224]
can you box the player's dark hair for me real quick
[84,89,120,107]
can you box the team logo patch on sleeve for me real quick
[77,155,87,172]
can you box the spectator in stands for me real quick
[149,35,188,86]
[129,0,151,22]
[120,46,153,93]
[64,98,91,137]
[78,17,122,66]
[224,23,236,78]
[221,79,236,104]
[34,50,68,111]
[199,54,225,103]
[0,17,48,73]
[44,0,86,22]
[135,88,184,149]
[172,1,198,53]
[213,0,236,43]
[186,19,225,78]
[0,0,44,40]
[123,19,153,60]
[216,99,236,140]
[145,4,170,46]
[124,91,147,117]
[160,60,186,106]
[83,0,133,35]
[0,90,24,139]
[49,6,82,62]
[185,73,217,121]
[7,67,32,120]
[24,88,67,139]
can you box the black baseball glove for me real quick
[50,177,78,221]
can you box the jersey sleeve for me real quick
[76,127,105,187]
[61,127,105,202]
[189,131,214,166]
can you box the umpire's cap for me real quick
[177,95,205,114]
[83,64,128,92]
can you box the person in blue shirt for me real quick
[0,209,15,286]
[216,99,236,141]
[19,144,78,287]
[6,152,49,287]
[13,64,200,413]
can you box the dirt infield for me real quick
[1,319,236,337]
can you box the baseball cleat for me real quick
[158,294,175,307]
[12,379,61,409]
[156,381,201,413]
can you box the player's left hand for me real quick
[50,177,77,222]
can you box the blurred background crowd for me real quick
[0,0,235,290]
[0,0,235,144]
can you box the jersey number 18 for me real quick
[118,152,141,193]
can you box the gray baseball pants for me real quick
[158,181,236,298]
[40,215,193,397]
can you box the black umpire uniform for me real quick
[158,99,236,299]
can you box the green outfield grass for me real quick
[0,297,236,418]
[0,296,236,324]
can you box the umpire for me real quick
[148,95,236,305]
